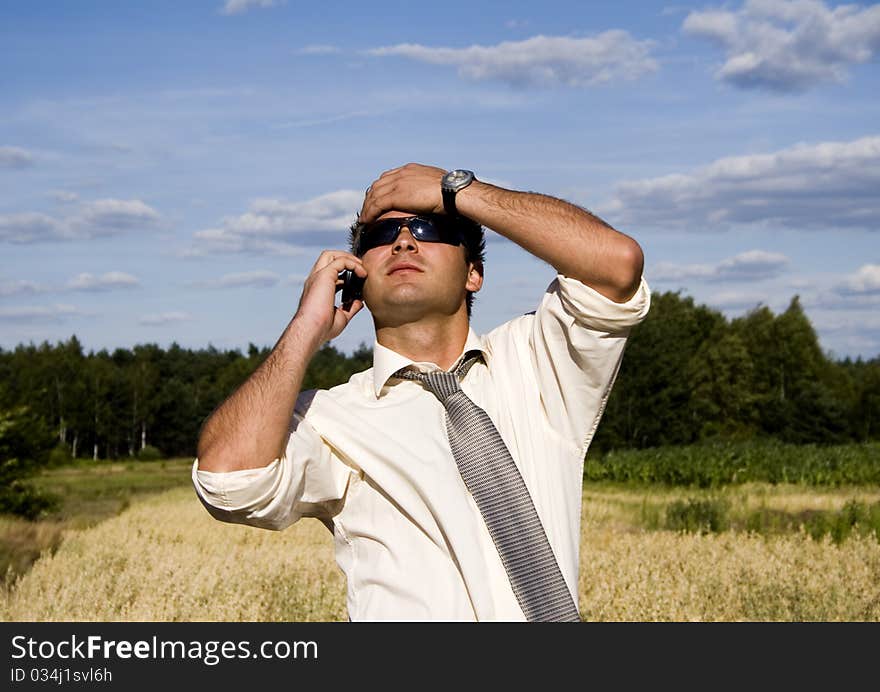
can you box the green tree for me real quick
[128,344,162,455]
[594,291,726,449]
[0,404,56,518]
[686,330,757,439]
[852,359,880,441]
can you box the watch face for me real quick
[444,169,474,190]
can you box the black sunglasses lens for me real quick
[359,216,462,253]
[359,219,402,253]
[406,217,440,241]
[413,217,462,245]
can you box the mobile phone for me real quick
[337,269,364,304]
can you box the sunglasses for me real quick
[356,215,466,256]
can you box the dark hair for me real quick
[348,214,486,317]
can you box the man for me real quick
[192,163,650,621]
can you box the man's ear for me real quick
[466,260,484,293]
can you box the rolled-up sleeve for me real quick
[191,407,351,531]
[530,274,651,456]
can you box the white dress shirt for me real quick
[193,274,651,621]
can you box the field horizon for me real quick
[2,454,879,622]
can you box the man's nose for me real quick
[392,227,418,253]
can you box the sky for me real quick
[1,0,879,361]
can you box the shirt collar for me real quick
[371,327,489,398]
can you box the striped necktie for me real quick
[395,352,580,622]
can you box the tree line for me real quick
[1,291,878,472]
[592,292,878,452]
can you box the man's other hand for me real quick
[358,163,447,224]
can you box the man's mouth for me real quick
[387,263,423,275]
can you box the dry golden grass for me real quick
[0,516,66,586]
[583,483,880,526]
[579,527,880,621]
[3,484,879,621]
[1,487,346,622]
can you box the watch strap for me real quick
[442,187,457,216]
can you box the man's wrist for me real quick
[452,179,497,224]
[285,313,331,356]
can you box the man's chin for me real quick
[370,291,457,324]
[371,301,430,328]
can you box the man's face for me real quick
[360,211,482,327]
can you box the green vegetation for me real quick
[660,495,880,544]
[26,457,194,525]
[0,406,57,519]
[585,438,880,487]
[593,292,879,449]
[136,445,162,461]
[0,337,373,464]
[665,497,731,533]
[0,337,372,520]
[1,458,194,583]
[743,499,880,544]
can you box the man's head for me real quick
[349,212,486,319]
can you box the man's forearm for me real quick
[196,248,366,473]
[456,180,644,303]
[196,316,324,473]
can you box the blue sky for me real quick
[2,0,879,360]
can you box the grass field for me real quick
[2,458,879,621]
[0,458,195,585]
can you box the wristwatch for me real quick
[441,169,475,217]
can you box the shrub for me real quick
[137,445,162,461]
[0,479,59,520]
[48,443,73,467]
[809,500,880,545]
[666,497,729,534]
[743,501,880,544]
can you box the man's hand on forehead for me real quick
[358,163,447,225]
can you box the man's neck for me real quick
[375,312,470,371]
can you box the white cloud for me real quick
[368,32,657,88]
[66,271,140,292]
[139,311,193,326]
[71,199,160,235]
[0,213,65,243]
[0,199,161,244]
[704,289,779,311]
[836,264,880,295]
[187,189,362,256]
[812,311,880,335]
[708,249,790,280]
[220,0,283,15]
[0,146,33,168]
[602,135,880,232]
[0,279,47,298]
[298,44,340,55]
[802,308,880,358]
[683,0,880,92]
[650,261,716,281]
[51,190,79,204]
[803,288,880,310]
[0,304,81,322]
[650,249,790,282]
[183,232,304,257]
[190,270,280,289]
